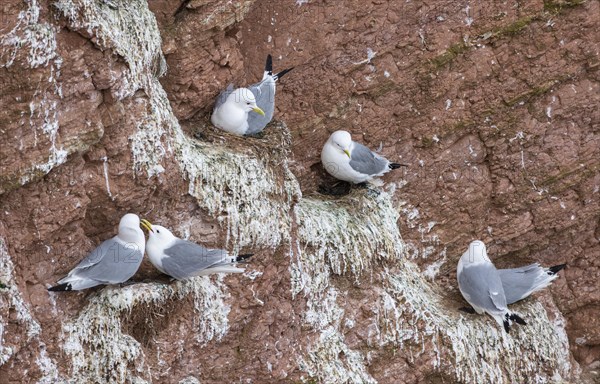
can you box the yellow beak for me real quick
[252,106,265,116]
[140,219,153,233]
[343,149,351,158]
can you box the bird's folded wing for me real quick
[213,83,235,110]
[62,238,143,284]
[162,240,228,279]
[349,142,388,175]
[246,80,275,134]
[498,264,542,304]
[459,263,507,312]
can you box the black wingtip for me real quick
[48,283,72,292]
[265,54,273,75]
[503,319,510,333]
[548,263,566,275]
[237,253,254,262]
[510,313,527,325]
[273,67,294,81]
[389,162,409,170]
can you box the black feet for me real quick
[509,313,527,325]
[245,131,266,139]
[319,181,352,196]
[193,131,207,141]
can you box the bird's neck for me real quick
[117,228,145,246]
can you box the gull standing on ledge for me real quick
[140,220,252,280]
[211,54,293,135]
[48,213,145,291]
[321,130,407,186]
[457,240,527,333]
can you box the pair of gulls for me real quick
[210,54,405,186]
[48,214,249,291]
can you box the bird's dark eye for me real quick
[157,230,160,234]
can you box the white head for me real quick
[461,240,490,265]
[117,213,145,243]
[140,220,177,249]
[227,88,265,116]
[327,130,352,158]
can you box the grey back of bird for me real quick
[60,237,144,289]
[162,239,229,280]
[213,84,235,111]
[246,78,276,134]
[349,142,389,175]
[458,262,508,315]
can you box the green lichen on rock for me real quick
[543,0,587,14]
[429,42,470,69]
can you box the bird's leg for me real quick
[458,306,477,314]
[120,278,170,287]
[319,180,352,196]
[354,182,382,197]
[245,131,266,139]
[193,131,208,141]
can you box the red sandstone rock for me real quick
[0,0,598,383]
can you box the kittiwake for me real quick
[457,240,527,333]
[48,213,145,291]
[140,220,252,280]
[211,54,293,135]
[321,130,407,185]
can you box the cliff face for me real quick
[0,0,598,383]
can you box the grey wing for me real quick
[499,263,542,304]
[213,84,235,111]
[64,238,143,284]
[162,240,228,280]
[458,264,507,313]
[246,79,275,134]
[349,142,389,175]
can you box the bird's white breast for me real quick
[146,237,176,273]
[212,103,249,135]
[321,143,369,183]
